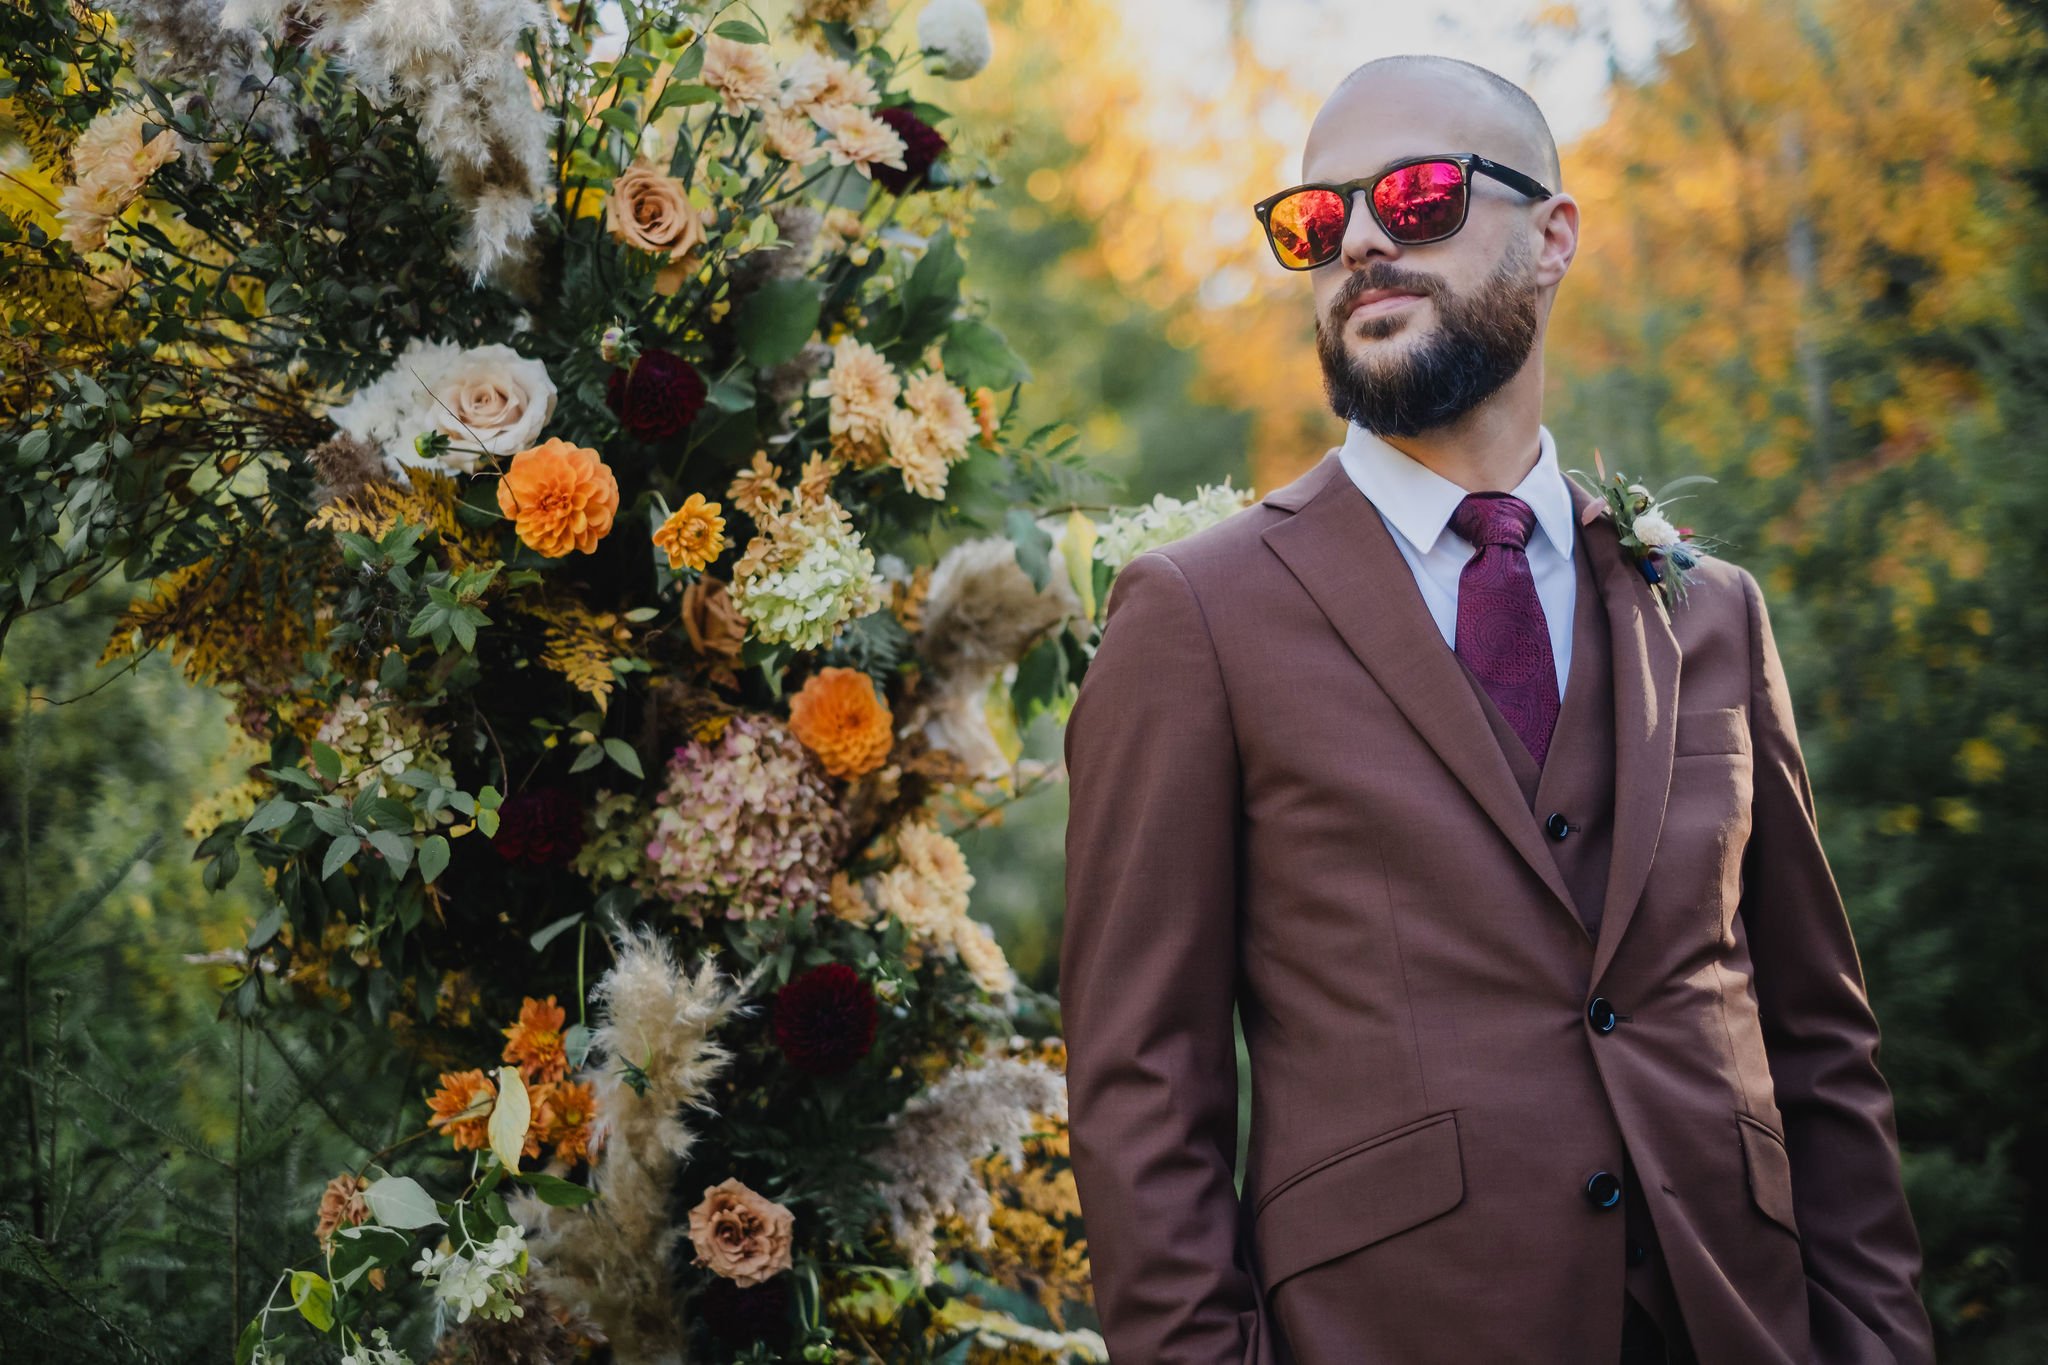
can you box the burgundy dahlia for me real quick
[491,787,586,867]
[770,961,878,1076]
[606,348,707,442]
[871,106,948,195]
[698,1269,793,1346]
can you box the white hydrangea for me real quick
[413,1221,528,1325]
[1092,478,1258,574]
[731,502,888,651]
[917,0,993,80]
[340,1328,415,1365]
[327,338,556,477]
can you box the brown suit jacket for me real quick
[1058,449,1933,1365]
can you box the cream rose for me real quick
[686,1177,795,1287]
[606,162,711,295]
[327,339,556,476]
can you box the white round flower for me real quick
[1632,509,1681,549]
[328,339,557,477]
[917,0,993,80]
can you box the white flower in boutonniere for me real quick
[1564,451,1729,612]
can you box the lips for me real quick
[1350,288,1424,317]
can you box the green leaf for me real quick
[246,905,286,951]
[569,743,605,774]
[602,737,645,779]
[897,228,966,353]
[366,828,412,872]
[309,741,343,784]
[1005,508,1054,592]
[235,1316,264,1365]
[364,1175,444,1229]
[531,912,584,952]
[289,1269,335,1332]
[734,278,823,368]
[713,19,767,41]
[419,834,451,884]
[516,1171,600,1207]
[1060,510,1099,620]
[243,797,298,836]
[941,317,1031,391]
[706,370,757,414]
[321,835,361,881]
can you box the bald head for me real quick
[1308,55,1561,191]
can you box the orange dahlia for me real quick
[536,1077,600,1164]
[502,994,569,1083]
[425,1068,497,1151]
[653,492,727,571]
[495,438,620,557]
[787,666,894,780]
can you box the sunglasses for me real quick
[1252,153,1555,270]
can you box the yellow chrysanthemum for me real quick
[653,492,728,571]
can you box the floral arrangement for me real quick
[0,0,1162,1360]
[1566,451,1726,611]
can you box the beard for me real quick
[1315,233,1540,437]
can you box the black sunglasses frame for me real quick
[1252,152,1556,270]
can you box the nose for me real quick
[1339,188,1405,267]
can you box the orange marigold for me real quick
[425,1068,497,1151]
[787,665,894,780]
[972,386,1000,445]
[502,994,569,1083]
[496,438,620,557]
[536,1077,601,1165]
[653,492,727,571]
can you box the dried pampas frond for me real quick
[913,531,1084,779]
[508,930,770,1365]
[870,1055,1069,1285]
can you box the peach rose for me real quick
[606,162,711,295]
[495,438,620,557]
[686,1176,795,1287]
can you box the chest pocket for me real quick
[1674,705,1748,758]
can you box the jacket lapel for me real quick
[1259,451,1584,936]
[1578,479,1682,990]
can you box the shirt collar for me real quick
[1337,420,1576,561]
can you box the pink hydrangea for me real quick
[641,713,849,923]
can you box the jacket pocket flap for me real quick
[1251,1111,1464,1290]
[1736,1113,1801,1238]
[1675,705,1750,757]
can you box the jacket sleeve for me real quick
[1736,567,1935,1365]
[1060,549,1270,1365]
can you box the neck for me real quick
[1370,359,1546,494]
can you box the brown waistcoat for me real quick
[1455,530,1692,1360]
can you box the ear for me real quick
[1535,193,1579,287]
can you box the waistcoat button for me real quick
[1585,1170,1623,1209]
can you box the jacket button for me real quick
[1585,1170,1623,1209]
[1626,1239,1647,1266]
[1545,811,1572,841]
[1588,997,1618,1033]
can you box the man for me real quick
[1058,54,1933,1365]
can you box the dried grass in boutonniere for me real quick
[1565,449,1729,612]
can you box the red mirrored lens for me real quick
[1266,187,1348,267]
[1372,160,1466,242]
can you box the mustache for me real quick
[1326,269,1443,328]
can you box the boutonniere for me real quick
[1565,450,1727,613]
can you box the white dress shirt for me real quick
[1336,421,1578,701]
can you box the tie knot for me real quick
[1450,491,1536,551]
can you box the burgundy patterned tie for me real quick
[1449,491,1560,767]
